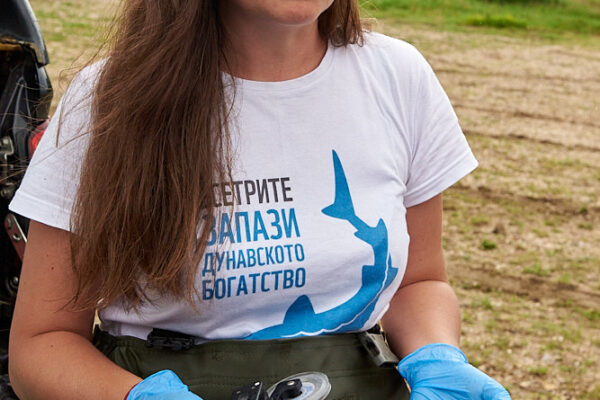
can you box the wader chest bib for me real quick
[94,330,409,400]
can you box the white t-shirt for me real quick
[10,32,477,341]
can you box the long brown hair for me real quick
[70,0,364,311]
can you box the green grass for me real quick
[528,366,549,375]
[580,308,600,322]
[464,13,527,28]
[470,215,490,226]
[482,238,497,250]
[472,296,494,309]
[360,0,600,38]
[32,2,114,48]
[582,385,600,400]
[523,262,550,277]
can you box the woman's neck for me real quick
[219,6,327,82]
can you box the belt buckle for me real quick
[359,331,400,367]
[145,328,194,351]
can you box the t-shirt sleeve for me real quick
[8,64,99,231]
[403,50,478,208]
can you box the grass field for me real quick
[361,0,600,42]
[29,0,600,398]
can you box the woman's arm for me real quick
[381,194,460,357]
[382,195,510,399]
[9,221,142,400]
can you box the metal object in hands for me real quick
[267,372,331,400]
[231,372,331,400]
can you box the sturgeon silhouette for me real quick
[246,151,398,339]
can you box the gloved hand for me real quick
[127,370,203,400]
[397,343,511,400]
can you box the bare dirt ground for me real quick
[30,1,600,397]
[380,24,600,399]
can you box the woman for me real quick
[8,0,511,399]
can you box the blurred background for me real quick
[29,0,600,398]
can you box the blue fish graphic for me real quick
[246,150,398,339]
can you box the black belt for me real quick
[143,325,400,367]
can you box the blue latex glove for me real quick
[397,343,511,400]
[127,370,203,400]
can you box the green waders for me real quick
[94,329,409,400]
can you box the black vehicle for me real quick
[0,0,53,390]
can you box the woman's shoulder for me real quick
[63,59,107,105]
[362,31,417,52]
[52,60,106,136]
[351,31,427,66]
[335,31,433,98]
[339,31,433,84]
